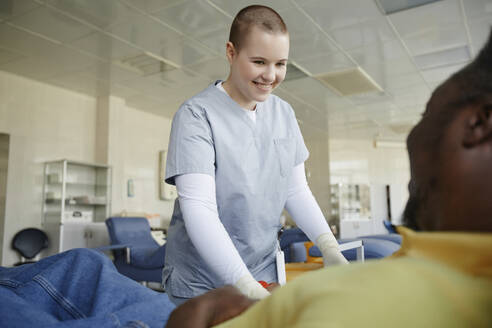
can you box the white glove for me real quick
[316,232,349,266]
[234,274,270,300]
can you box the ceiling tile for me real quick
[0,46,26,65]
[329,18,396,50]
[420,62,467,84]
[462,0,492,21]
[468,15,492,56]
[298,0,383,31]
[9,6,94,43]
[47,0,138,29]
[347,39,408,67]
[279,7,338,61]
[82,63,143,83]
[46,73,111,97]
[68,31,142,61]
[122,0,186,14]
[383,72,427,92]
[152,0,231,39]
[185,56,229,81]
[402,23,468,56]
[195,27,228,54]
[388,0,462,38]
[296,51,355,75]
[209,0,294,16]
[0,0,41,21]
[108,13,214,66]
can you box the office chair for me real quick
[102,217,166,284]
[11,228,49,266]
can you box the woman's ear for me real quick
[463,102,492,147]
[225,42,236,64]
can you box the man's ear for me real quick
[463,102,492,147]
[225,42,236,64]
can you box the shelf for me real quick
[45,198,107,206]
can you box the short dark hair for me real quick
[435,27,492,141]
[229,5,288,51]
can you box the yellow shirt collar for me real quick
[390,226,492,279]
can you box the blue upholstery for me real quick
[360,233,402,245]
[309,238,400,260]
[105,217,165,283]
[280,227,401,263]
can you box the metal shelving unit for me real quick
[42,159,112,255]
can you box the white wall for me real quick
[0,71,96,265]
[0,71,175,266]
[330,139,410,228]
[107,99,175,226]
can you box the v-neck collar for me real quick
[210,81,263,134]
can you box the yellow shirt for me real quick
[216,227,492,328]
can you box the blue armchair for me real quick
[102,217,166,284]
[280,227,401,263]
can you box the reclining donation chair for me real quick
[104,217,166,283]
[11,228,49,266]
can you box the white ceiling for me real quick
[0,0,491,140]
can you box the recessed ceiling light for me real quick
[375,0,443,15]
[316,67,383,97]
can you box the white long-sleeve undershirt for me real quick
[175,162,335,289]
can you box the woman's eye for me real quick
[253,61,264,65]
[277,62,286,67]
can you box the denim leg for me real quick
[0,248,175,328]
[166,293,191,306]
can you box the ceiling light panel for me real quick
[0,0,40,21]
[296,51,355,75]
[47,0,138,29]
[69,31,142,61]
[9,6,95,43]
[152,0,231,39]
[299,0,383,31]
[316,67,383,96]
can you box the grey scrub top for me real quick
[163,81,309,298]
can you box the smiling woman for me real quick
[162,4,347,306]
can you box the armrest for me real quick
[94,244,132,263]
[339,240,364,262]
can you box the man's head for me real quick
[223,5,289,110]
[403,28,492,233]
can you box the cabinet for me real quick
[42,160,112,255]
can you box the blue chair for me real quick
[102,217,166,284]
[280,227,401,263]
[11,228,49,266]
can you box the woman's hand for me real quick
[166,286,256,328]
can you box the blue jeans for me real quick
[0,248,175,328]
